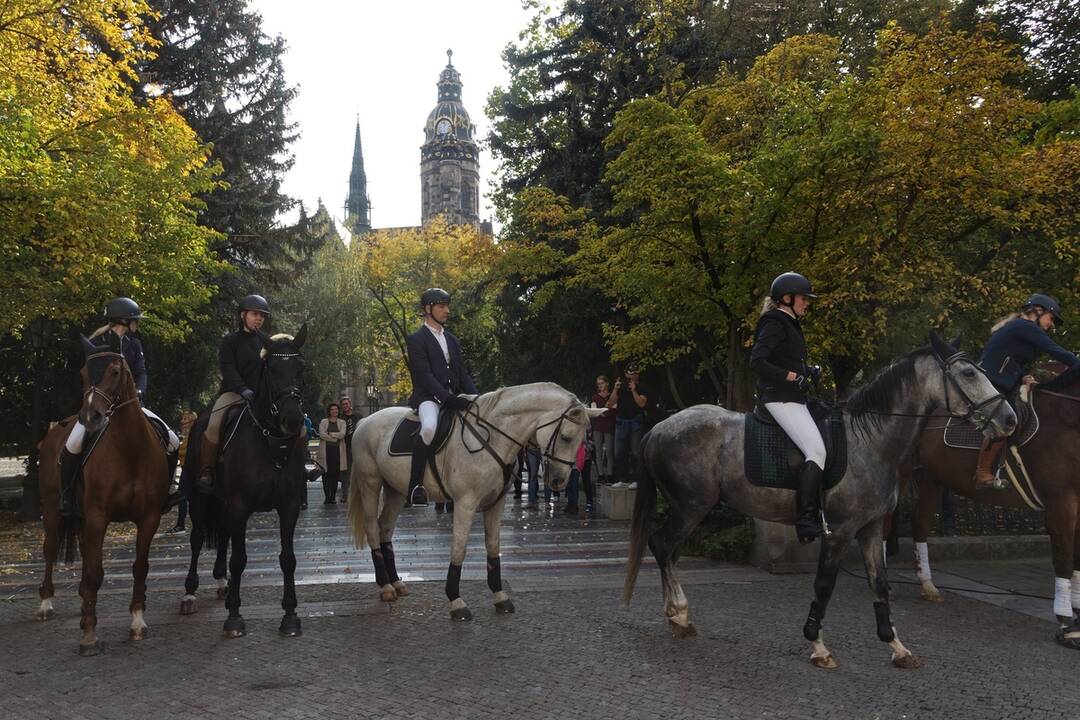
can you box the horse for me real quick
[622,333,1017,669]
[348,382,603,620]
[36,336,170,656]
[178,327,309,638]
[905,362,1080,649]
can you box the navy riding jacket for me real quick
[91,329,147,397]
[979,317,1080,392]
[406,324,477,409]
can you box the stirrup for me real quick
[407,484,428,507]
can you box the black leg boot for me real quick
[795,461,825,545]
[405,442,428,507]
[162,449,180,512]
[58,448,81,517]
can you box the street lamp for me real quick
[18,316,53,521]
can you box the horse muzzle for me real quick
[982,403,1017,441]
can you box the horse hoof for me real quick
[668,621,697,639]
[380,588,397,603]
[278,614,302,637]
[811,654,838,669]
[78,641,104,657]
[495,599,515,614]
[450,607,473,622]
[1055,626,1080,650]
[920,590,944,603]
[36,609,54,622]
[180,598,197,615]
[393,582,410,598]
[129,627,149,641]
[223,617,246,638]
[216,587,229,600]
[892,653,922,669]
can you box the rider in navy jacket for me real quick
[973,293,1080,488]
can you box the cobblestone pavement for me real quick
[0,483,1076,720]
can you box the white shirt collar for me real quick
[425,321,444,336]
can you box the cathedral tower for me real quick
[345,119,371,233]
[420,50,480,227]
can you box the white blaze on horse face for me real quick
[1055,577,1072,619]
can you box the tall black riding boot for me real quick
[58,448,81,518]
[405,442,429,508]
[795,461,825,544]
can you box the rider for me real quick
[750,272,825,544]
[194,294,270,493]
[59,297,181,516]
[404,288,476,507]
[973,293,1080,489]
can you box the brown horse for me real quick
[907,365,1080,649]
[37,337,169,656]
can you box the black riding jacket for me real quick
[218,328,266,396]
[750,309,809,404]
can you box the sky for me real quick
[253,1,537,236]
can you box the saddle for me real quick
[744,400,848,490]
[388,407,456,457]
[943,394,1039,450]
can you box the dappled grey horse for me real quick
[349,382,603,620]
[623,333,1016,669]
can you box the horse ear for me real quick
[293,323,308,350]
[927,330,951,359]
[80,335,96,355]
[584,407,608,419]
[949,332,963,350]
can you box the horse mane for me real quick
[1039,363,1080,393]
[471,382,577,418]
[89,324,110,339]
[843,347,934,435]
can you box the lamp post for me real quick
[18,316,53,521]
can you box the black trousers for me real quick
[322,469,340,502]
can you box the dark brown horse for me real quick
[37,337,169,655]
[907,364,1080,649]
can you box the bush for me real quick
[654,492,754,563]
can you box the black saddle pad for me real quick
[388,408,455,457]
[744,401,847,490]
[943,395,1038,450]
[144,414,171,450]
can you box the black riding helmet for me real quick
[238,294,271,316]
[420,288,451,307]
[103,297,145,324]
[1024,293,1064,327]
[769,272,817,303]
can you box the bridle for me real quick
[83,351,139,420]
[244,350,305,440]
[938,351,1008,431]
[459,399,583,472]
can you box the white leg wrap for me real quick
[1072,571,1080,611]
[65,422,87,454]
[889,636,911,661]
[449,597,467,611]
[810,633,830,660]
[38,598,54,616]
[130,609,148,632]
[915,542,932,582]
[1055,577,1072,618]
[218,577,228,590]
[493,590,509,604]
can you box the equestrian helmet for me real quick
[1024,293,1064,326]
[103,297,145,323]
[769,272,817,301]
[238,294,271,316]
[420,288,451,307]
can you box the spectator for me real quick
[339,396,358,503]
[317,403,348,504]
[607,362,649,487]
[513,449,525,500]
[524,446,542,511]
[590,375,616,485]
[168,410,198,533]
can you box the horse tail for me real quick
[346,461,367,550]
[178,413,226,549]
[622,429,657,607]
[56,515,83,564]
[202,496,227,550]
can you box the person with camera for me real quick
[606,362,649,487]
[750,272,825,544]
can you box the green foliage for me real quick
[654,490,754,562]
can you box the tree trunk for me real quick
[665,363,686,410]
[725,319,754,411]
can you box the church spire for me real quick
[345,117,371,233]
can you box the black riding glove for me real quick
[240,388,255,403]
[444,395,471,412]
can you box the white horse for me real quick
[348,382,604,620]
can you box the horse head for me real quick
[534,397,607,492]
[77,335,133,432]
[927,330,1016,440]
[260,323,308,437]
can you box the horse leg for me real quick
[1046,496,1079,626]
[78,514,107,656]
[647,498,711,638]
[181,514,204,615]
[37,504,60,621]
[912,471,944,602]
[364,477,397,602]
[1073,514,1080,621]
[857,518,920,669]
[446,502,478,621]
[214,538,229,600]
[483,503,513,614]
[223,511,249,638]
[277,504,302,637]
[378,487,408,598]
[802,534,845,669]
[128,513,159,641]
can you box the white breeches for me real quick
[65,408,179,454]
[764,401,827,470]
[419,401,439,445]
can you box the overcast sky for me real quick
[253,1,537,235]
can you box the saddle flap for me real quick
[744,400,847,490]
[388,407,456,457]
